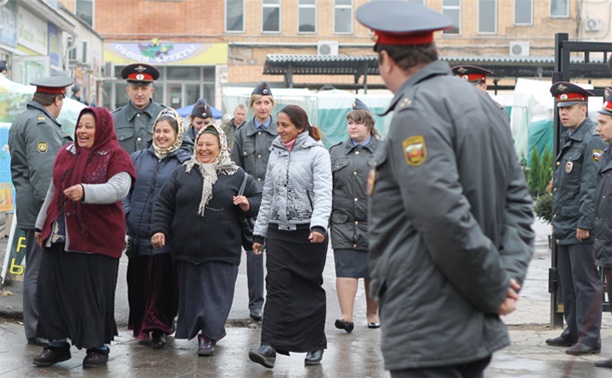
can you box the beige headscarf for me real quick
[184,123,238,217]
[152,107,184,160]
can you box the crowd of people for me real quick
[13,1,612,375]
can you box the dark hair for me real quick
[155,114,179,134]
[33,92,63,107]
[347,109,380,139]
[278,105,322,141]
[374,42,438,71]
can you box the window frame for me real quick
[298,0,317,34]
[262,0,281,33]
[478,0,497,34]
[514,0,533,25]
[225,0,245,33]
[334,0,353,34]
[442,0,461,35]
[550,0,569,18]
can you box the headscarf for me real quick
[184,123,238,217]
[152,107,184,160]
[54,107,136,233]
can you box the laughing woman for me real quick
[123,107,191,348]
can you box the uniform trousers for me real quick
[558,242,602,347]
[23,229,43,340]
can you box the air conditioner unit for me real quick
[81,40,92,66]
[317,41,339,56]
[103,62,114,78]
[67,36,79,63]
[509,41,530,57]
[585,18,602,32]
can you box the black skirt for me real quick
[333,248,370,278]
[261,226,327,353]
[36,244,119,350]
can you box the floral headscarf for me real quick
[184,123,238,216]
[152,107,184,160]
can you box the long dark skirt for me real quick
[127,253,178,340]
[36,244,119,350]
[175,261,238,341]
[261,226,328,353]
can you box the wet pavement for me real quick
[1,218,612,377]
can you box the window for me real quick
[298,0,317,33]
[226,0,244,32]
[550,0,569,18]
[75,0,94,27]
[262,0,280,33]
[334,0,352,34]
[442,0,461,35]
[478,0,496,33]
[514,0,532,25]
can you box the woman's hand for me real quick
[151,232,165,249]
[35,232,42,248]
[253,242,264,255]
[233,195,250,212]
[308,231,325,243]
[63,184,84,202]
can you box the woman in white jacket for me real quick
[249,105,332,369]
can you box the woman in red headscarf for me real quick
[32,107,136,369]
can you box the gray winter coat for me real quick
[9,101,71,230]
[253,132,332,237]
[594,147,612,267]
[552,118,604,245]
[368,61,534,371]
[230,117,276,191]
[329,138,379,251]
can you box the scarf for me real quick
[152,107,184,160]
[184,123,238,217]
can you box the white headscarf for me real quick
[152,107,184,160]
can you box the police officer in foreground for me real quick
[356,2,534,376]
[112,63,167,154]
[8,75,74,346]
[545,82,604,355]
[593,87,612,369]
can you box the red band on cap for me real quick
[374,31,434,45]
[557,93,587,102]
[127,72,154,82]
[460,73,486,82]
[603,101,612,112]
[36,86,67,95]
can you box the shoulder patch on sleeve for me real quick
[402,135,426,166]
[593,149,603,162]
[37,141,48,154]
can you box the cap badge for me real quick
[457,67,468,74]
[262,88,268,94]
[136,74,145,81]
[560,94,568,100]
[461,75,469,81]
[134,65,147,73]
[557,84,567,92]
[403,135,427,167]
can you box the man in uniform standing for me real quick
[452,64,509,120]
[112,63,167,154]
[9,76,73,346]
[222,104,247,150]
[355,2,534,376]
[545,82,604,355]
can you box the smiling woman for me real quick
[76,113,96,149]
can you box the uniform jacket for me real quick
[230,117,276,191]
[552,118,604,245]
[594,147,612,267]
[222,118,245,151]
[368,61,534,370]
[253,132,332,238]
[112,99,166,154]
[151,167,261,266]
[123,144,191,256]
[9,101,71,230]
[329,137,379,251]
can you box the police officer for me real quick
[452,64,509,120]
[222,104,247,150]
[356,2,534,376]
[8,75,74,346]
[545,82,604,355]
[594,87,612,369]
[186,97,214,141]
[230,82,276,321]
[112,63,167,154]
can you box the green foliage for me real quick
[534,191,553,224]
[526,147,553,197]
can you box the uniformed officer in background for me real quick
[593,87,612,369]
[8,75,74,346]
[545,82,604,356]
[222,104,248,151]
[112,63,167,154]
[356,1,534,376]
[452,64,509,120]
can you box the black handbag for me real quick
[238,173,255,251]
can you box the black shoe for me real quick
[367,322,380,329]
[249,344,276,368]
[33,343,71,367]
[250,308,263,321]
[565,343,601,356]
[83,347,109,368]
[151,331,166,349]
[28,337,49,346]
[305,350,324,366]
[545,336,575,347]
[595,357,612,368]
[198,334,216,356]
[334,319,354,333]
